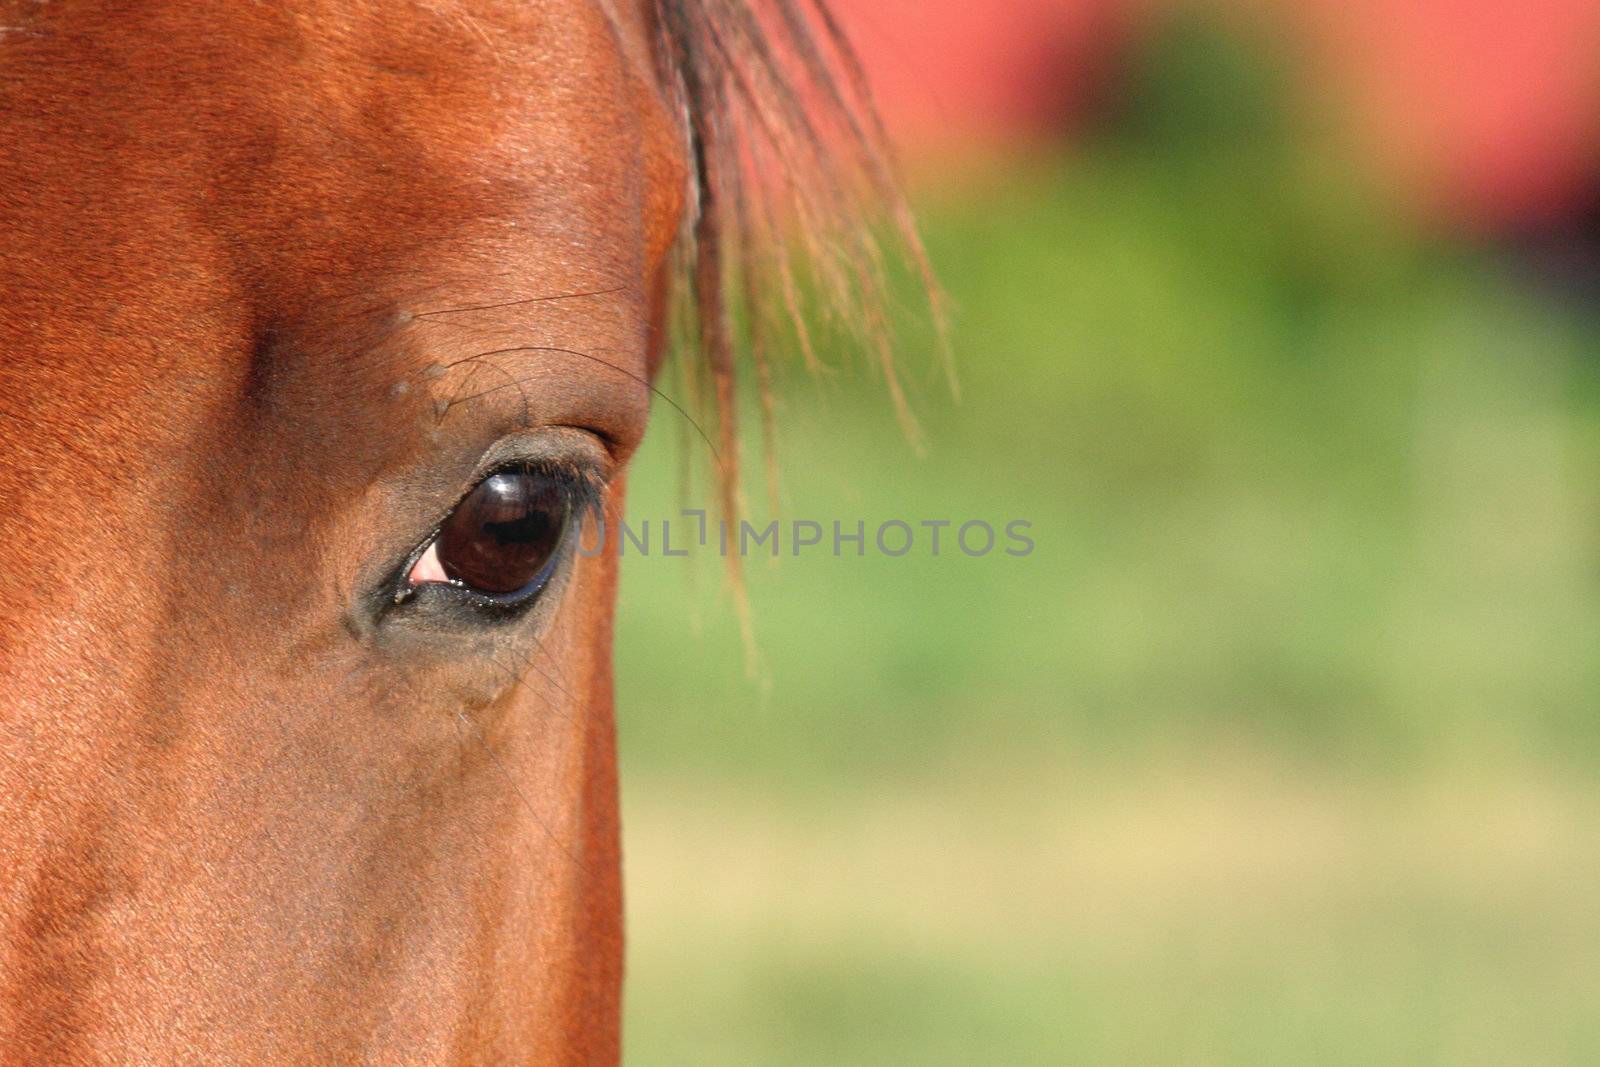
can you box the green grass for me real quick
[616,148,1600,780]
[612,18,1600,1062]
[620,762,1600,1065]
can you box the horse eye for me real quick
[408,468,569,597]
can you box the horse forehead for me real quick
[0,0,680,418]
[0,0,667,246]
[0,0,677,578]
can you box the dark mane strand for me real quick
[652,0,948,656]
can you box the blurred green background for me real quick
[614,15,1600,1065]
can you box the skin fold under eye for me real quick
[408,465,573,599]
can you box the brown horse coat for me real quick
[0,0,909,1060]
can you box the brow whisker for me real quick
[438,354,533,428]
[413,285,628,320]
[442,345,721,462]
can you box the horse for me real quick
[0,0,928,1060]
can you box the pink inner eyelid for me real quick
[408,541,449,586]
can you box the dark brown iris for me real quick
[436,469,567,595]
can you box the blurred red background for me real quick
[831,0,1600,230]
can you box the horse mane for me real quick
[651,0,947,521]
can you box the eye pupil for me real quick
[435,468,568,595]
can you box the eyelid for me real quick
[465,427,615,490]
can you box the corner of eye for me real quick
[408,541,448,586]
